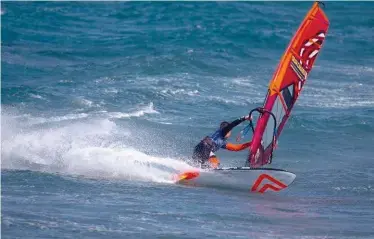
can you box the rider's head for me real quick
[220,121,231,138]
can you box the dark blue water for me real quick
[2,2,374,238]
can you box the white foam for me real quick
[64,147,192,183]
[74,97,96,107]
[58,79,74,83]
[104,87,119,94]
[10,102,159,126]
[230,77,257,88]
[94,76,115,84]
[333,185,373,192]
[158,121,173,125]
[206,95,248,106]
[108,102,159,119]
[27,113,90,125]
[29,93,45,100]
[160,88,198,96]
[1,110,193,183]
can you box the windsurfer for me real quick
[192,115,252,169]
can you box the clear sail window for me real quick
[281,84,294,109]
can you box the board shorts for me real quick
[192,137,220,169]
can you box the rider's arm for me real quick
[224,142,252,151]
[221,116,248,136]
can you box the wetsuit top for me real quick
[208,116,246,152]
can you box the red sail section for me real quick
[248,2,330,168]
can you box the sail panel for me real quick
[248,2,330,168]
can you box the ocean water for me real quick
[2,2,374,238]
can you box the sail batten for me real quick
[248,2,330,168]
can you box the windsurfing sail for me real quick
[247,1,330,168]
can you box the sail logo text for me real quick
[291,55,307,81]
[251,174,287,193]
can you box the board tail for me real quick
[248,1,330,168]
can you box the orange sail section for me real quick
[269,1,329,94]
[248,2,330,168]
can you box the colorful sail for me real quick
[248,2,330,168]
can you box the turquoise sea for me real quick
[2,2,374,238]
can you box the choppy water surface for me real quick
[2,2,374,238]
